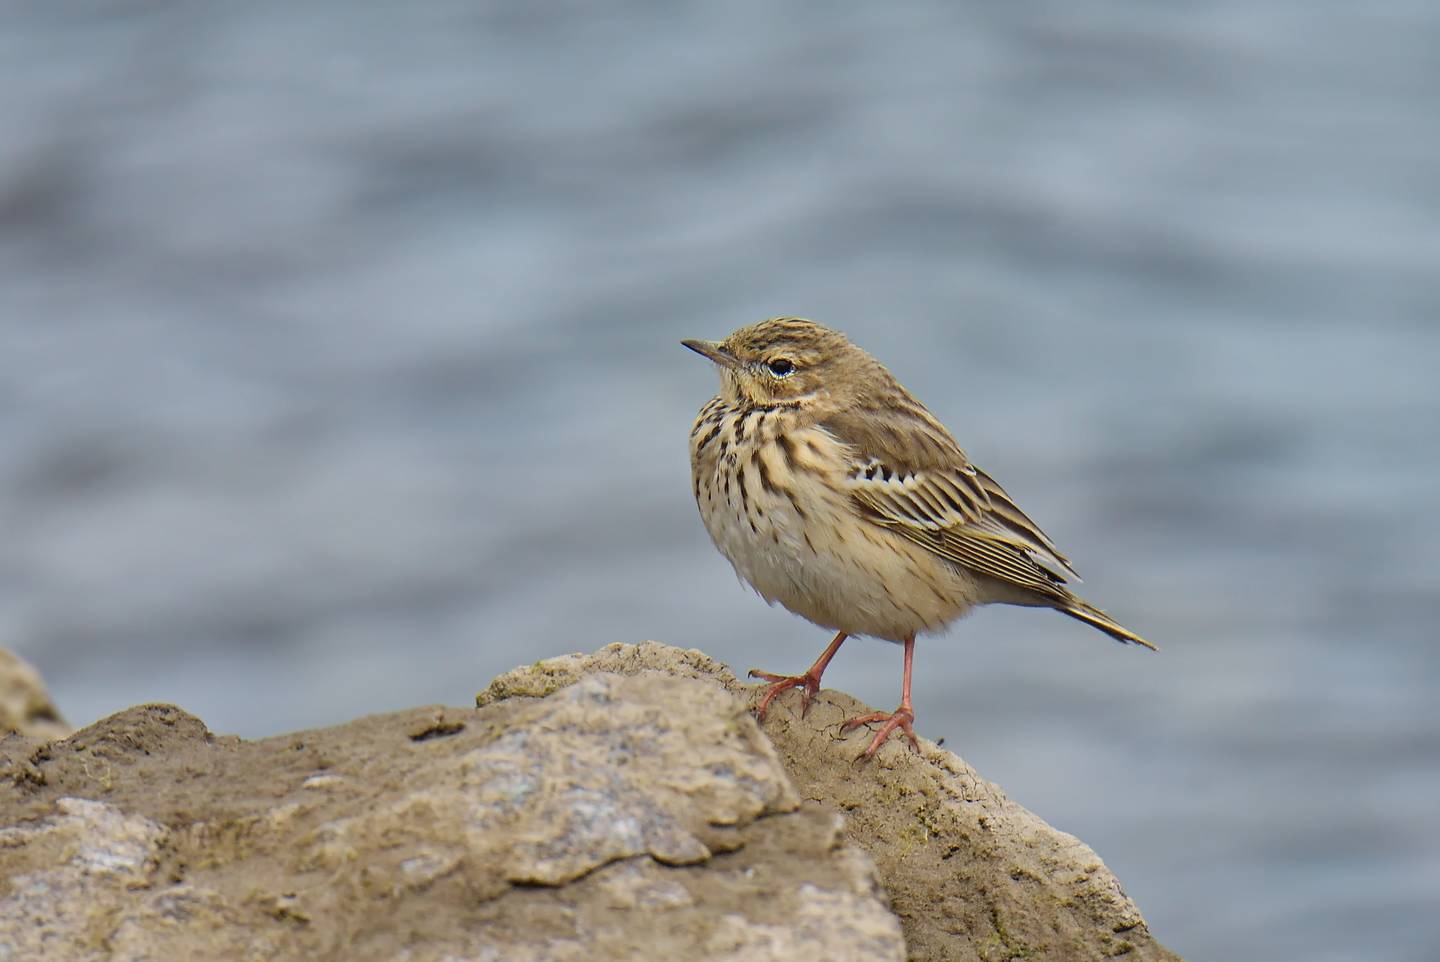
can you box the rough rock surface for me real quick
[0,661,903,961]
[0,642,1181,961]
[0,648,70,740]
[481,643,1184,962]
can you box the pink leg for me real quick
[749,631,847,720]
[841,634,920,759]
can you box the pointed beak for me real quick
[681,339,740,369]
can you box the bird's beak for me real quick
[681,339,740,369]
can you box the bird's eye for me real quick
[767,358,796,377]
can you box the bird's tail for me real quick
[1059,597,1157,651]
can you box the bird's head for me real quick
[683,317,877,409]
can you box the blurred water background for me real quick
[3,3,1438,959]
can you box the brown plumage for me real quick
[685,317,1153,759]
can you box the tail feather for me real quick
[1060,598,1157,651]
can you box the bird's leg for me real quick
[842,634,921,759]
[749,631,847,720]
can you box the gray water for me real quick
[3,3,1438,959]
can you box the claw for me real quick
[843,705,920,760]
[748,668,822,721]
[745,632,848,723]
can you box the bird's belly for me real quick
[697,460,977,641]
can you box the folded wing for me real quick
[822,406,1079,601]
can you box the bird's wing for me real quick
[820,406,1079,597]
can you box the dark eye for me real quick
[767,358,795,377]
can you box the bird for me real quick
[684,317,1154,759]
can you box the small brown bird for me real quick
[685,317,1154,759]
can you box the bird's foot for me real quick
[842,705,920,760]
[747,668,824,721]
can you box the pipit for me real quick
[684,317,1154,759]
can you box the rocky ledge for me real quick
[0,643,1181,961]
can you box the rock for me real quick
[486,643,1183,962]
[0,642,1181,961]
[0,660,905,962]
[0,648,71,740]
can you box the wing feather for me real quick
[821,405,1079,600]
